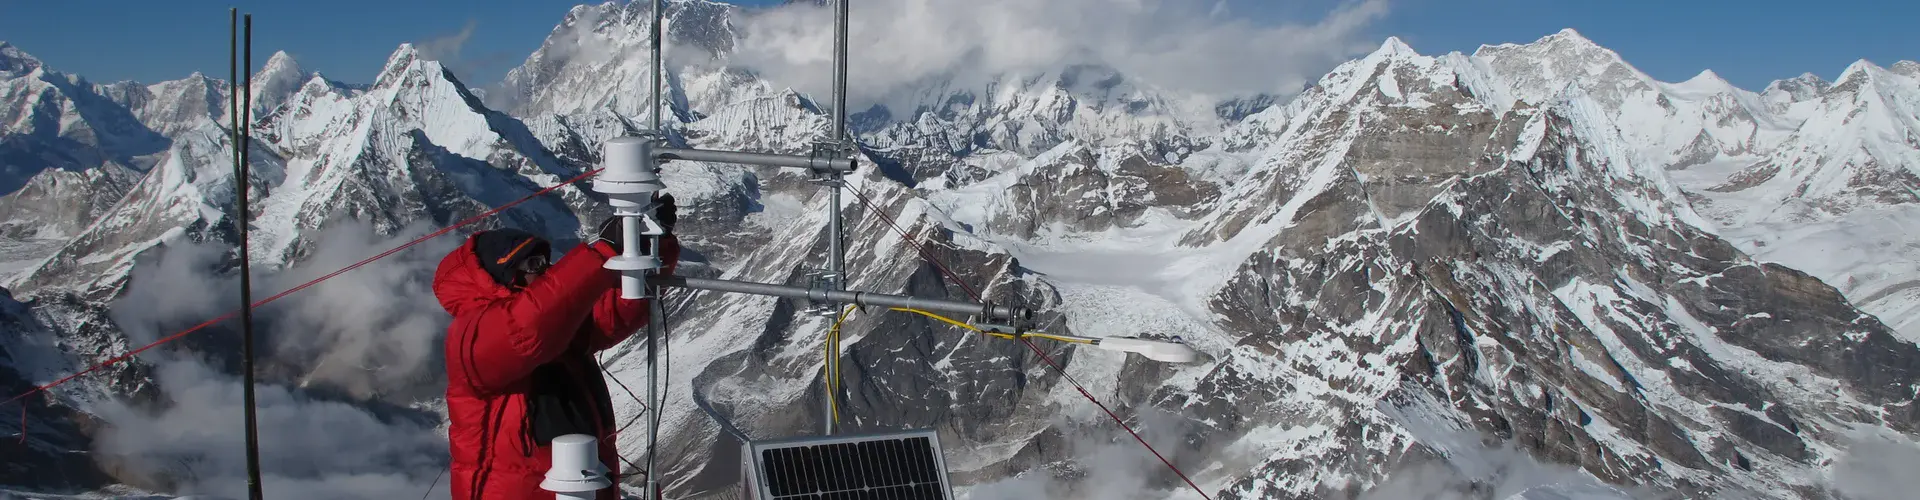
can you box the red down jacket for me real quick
[434,232,679,500]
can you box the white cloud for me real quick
[962,408,1213,499]
[727,0,1392,109]
[98,222,460,499]
[92,361,447,500]
[416,19,478,69]
[1829,431,1920,500]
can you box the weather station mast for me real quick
[550,0,1207,499]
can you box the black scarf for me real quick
[522,351,616,452]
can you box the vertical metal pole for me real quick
[820,0,852,438]
[645,1,667,494]
[832,0,849,143]
[650,0,664,133]
[237,12,265,500]
[645,293,663,500]
[827,0,851,286]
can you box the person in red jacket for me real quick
[434,195,680,500]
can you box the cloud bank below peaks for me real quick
[728,0,1392,110]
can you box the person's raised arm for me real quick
[583,234,681,352]
[454,243,618,393]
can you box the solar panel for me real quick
[744,429,955,500]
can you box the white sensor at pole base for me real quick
[1097,337,1202,364]
[542,434,613,499]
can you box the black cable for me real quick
[600,363,649,435]
[659,287,670,444]
[419,469,444,500]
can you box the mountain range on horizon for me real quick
[3,1,1920,499]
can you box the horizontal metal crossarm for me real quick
[647,276,1033,322]
[653,146,857,173]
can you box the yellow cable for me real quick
[820,306,1093,426]
[888,308,980,331]
[825,304,855,425]
[888,308,1096,344]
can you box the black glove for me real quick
[591,193,676,255]
[654,192,677,233]
[591,216,626,255]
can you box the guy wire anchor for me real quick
[596,135,669,299]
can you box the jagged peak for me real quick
[264,51,299,71]
[1666,69,1737,96]
[0,40,44,78]
[374,43,423,87]
[258,51,306,83]
[1686,69,1726,84]
[1373,36,1418,59]
[1475,27,1609,58]
[142,72,222,100]
[168,70,214,84]
[1891,60,1920,78]
[391,43,420,63]
[1838,59,1883,83]
[1763,72,1831,94]
[1537,28,1608,56]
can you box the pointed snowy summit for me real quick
[1837,59,1884,84]
[374,43,424,88]
[1543,27,1601,48]
[1375,36,1418,58]
[263,51,301,74]
[250,50,312,114]
[1667,69,1738,96]
[1687,69,1726,83]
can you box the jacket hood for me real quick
[434,233,512,316]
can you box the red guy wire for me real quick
[844,186,984,301]
[2,169,603,413]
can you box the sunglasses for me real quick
[510,254,552,288]
[516,254,551,275]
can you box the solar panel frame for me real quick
[744,428,956,500]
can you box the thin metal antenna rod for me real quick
[235,10,265,500]
[832,0,849,143]
[650,0,664,132]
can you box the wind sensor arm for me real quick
[972,323,1202,364]
[1093,336,1203,363]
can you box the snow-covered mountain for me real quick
[1672,60,1920,342]
[2,2,1919,499]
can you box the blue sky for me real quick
[0,0,1912,92]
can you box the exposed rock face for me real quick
[0,285,154,494]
